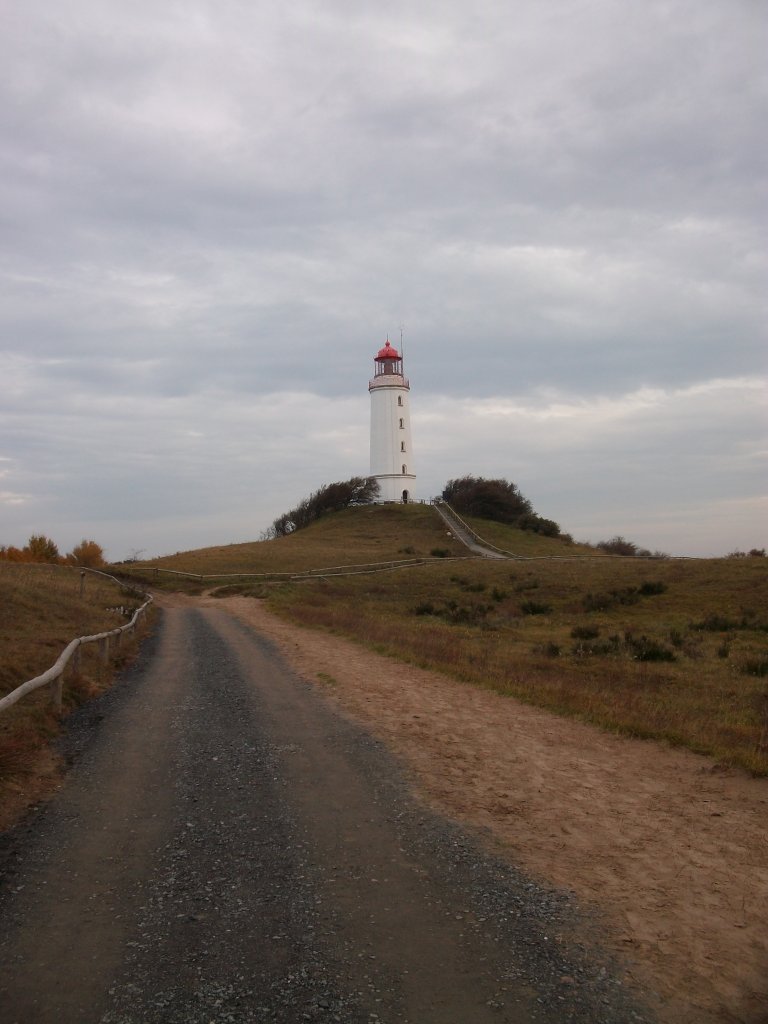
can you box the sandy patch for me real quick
[209,594,768,1024]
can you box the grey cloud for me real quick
[1,0,764,557]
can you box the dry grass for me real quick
[265,554,768,774]
[116,504,472,584]
[453,513,603,557]
[0,563,151,819]
[114,505,768,772]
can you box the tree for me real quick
[441,476,560,536]
[69,539,105,568]
[25,534,61,563]
[0,545,25,562]
[271,477,380,537]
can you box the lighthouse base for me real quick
[374,474,417,503]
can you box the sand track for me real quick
[210,593,768,1024]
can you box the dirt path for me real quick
[0,603,649,1023]
[211,594,768,1024]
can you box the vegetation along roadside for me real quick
[0,561,154,829]
[115,498,768,774]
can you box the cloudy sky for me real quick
[1,0,765,560]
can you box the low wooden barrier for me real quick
[0,574,152,715]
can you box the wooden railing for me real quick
[0,571,153,715]
[149,554,471,583]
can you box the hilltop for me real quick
[113,502,768,775]
[119,502,597,580]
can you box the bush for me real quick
[583,587,639,612]
[571,624,600,640]
[596,536,641,556]
[740,658,768,678]
[624,632,676,662]
[572,636,621,657]
[413,602,436,616]
[520,600,552,616]
[534,642,561,657]
[638,580,668,596]
[271,477,380,536]
[430,548,450,558]
[692,614,740,632]
[441,476,560,535]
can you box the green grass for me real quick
[114,504,768,774]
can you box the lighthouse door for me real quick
[402,490,409,503]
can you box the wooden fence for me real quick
[0,571,153,716]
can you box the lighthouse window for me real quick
[400,441,406,451]
[397,396,403,406]
[402,464,407,474]
[399,418,404,429]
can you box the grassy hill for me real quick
[118,504,768,775]
[119,503,466,580]
[119,503,597,581]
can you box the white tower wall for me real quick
[368,341,416,501]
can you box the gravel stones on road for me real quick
[0,607,654,1023]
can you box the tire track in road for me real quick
[0,606,652,1024]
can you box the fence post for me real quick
[100,636,110,664]
[50,671,63,712]
[73,643,82,675]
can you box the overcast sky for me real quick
[1,0,765,560]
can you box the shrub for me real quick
[430,548,450,558]
[442,602,491,626]
[596,535,641,556]
[583,587,639,611]
[534,642,561,657]
[442,475,532,523]
[692,614,740,632]
[571,624,600,640]
[741,658,768,678]
[638,580,668,596]
[413,602,436,616]
[572,636,621,657]
[520,600,552,616]
[271,476,380,536]
[624,632,676,662]
[441,476,560,535]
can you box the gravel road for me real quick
[0,605,654,1023]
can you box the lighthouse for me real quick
[369,339,416,502]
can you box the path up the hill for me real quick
[0,603,649,1024]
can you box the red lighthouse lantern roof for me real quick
[375,340,400,360]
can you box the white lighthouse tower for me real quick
[369,339,416,502]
